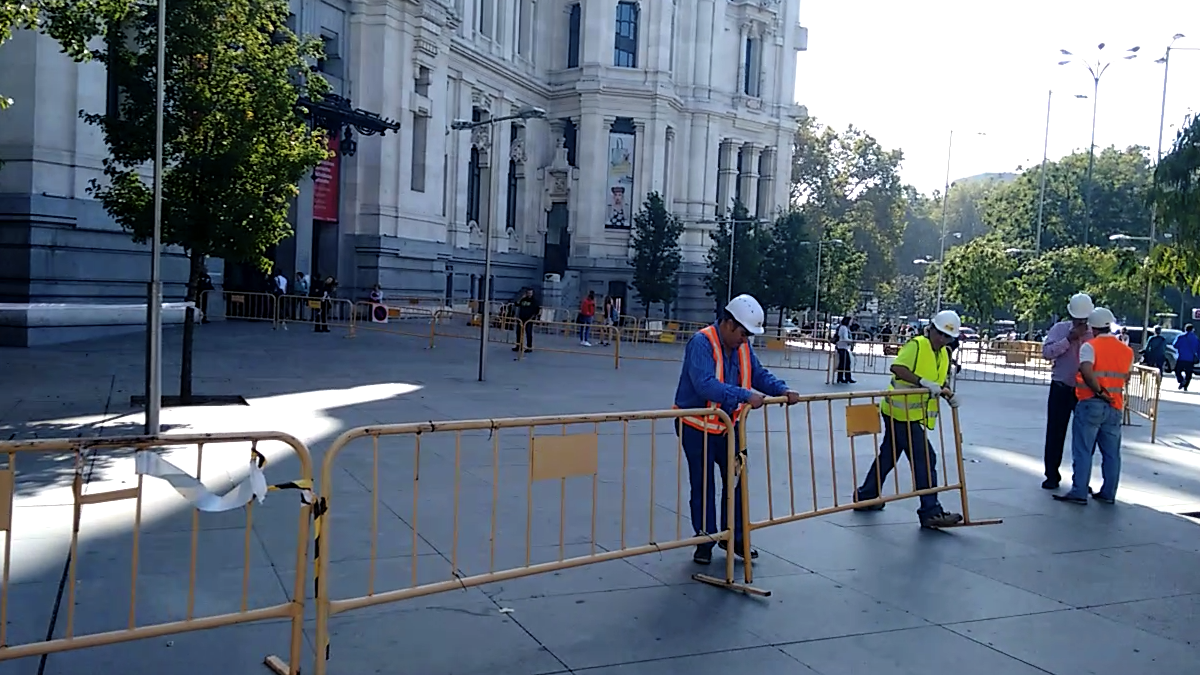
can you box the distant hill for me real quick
[955,172,1018,185]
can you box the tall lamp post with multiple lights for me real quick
[1058,42,1140,247]
[450,105,547,382]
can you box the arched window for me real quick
[614,2,639,68]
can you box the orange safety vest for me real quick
[1075,335,1133,410]
[675,325,753,434]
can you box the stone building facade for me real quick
[0,0,808,337]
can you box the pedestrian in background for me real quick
[293,272,310,321]
[1142,326,1167,373]
[578,290,596,347]
[512,288,540,354]
[1040,293,1094,490]
[599,296,616,346]
[835,315,855,384]
[1173,324,1199,391]
[1054,307,1133,505]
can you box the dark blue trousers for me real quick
[676,420,744,545]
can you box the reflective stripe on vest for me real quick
[675,325,752,434]
[1076,336,1133,410]
[880,336,947,430]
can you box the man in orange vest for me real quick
[673,294,801,565]
[1054,307,1133,505]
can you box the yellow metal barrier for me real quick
[274,294,356,336]
[201,290,278,325]
[431,308,521,346]
[736,391,1001,532]
[0,432,315,675]
[518,319,618,364]
[351,301,438,340]
[1123,364,1161,443]
[309,408,760,675]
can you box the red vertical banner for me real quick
[313,134,341,222]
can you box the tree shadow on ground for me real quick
[2,418,189,493]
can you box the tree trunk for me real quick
[643,303,650,319]
[179,251,205,402]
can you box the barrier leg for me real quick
[429,312,438,349]
[939,407,1002,528]
[692,427,770,597]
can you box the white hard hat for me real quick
[931,310,962,338]
[1088,307,1116,329]
[725,294,766,335]
[1067,293,1095,319]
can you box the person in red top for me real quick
[578,290,596,346]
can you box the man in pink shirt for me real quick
[1040,293,1094,489]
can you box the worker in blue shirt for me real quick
[673,294,801,565]
[1173,323,1200,391]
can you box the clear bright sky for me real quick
[795,0,1200,194]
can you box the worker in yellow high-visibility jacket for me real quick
[852,310,965,529]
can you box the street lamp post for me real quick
[1059,43,1140,247]
[807,239,843,324]
[450,105,547,382]
[934,130,985,311]
[1149,35,1197,348]
[144,0,168,435]
[1111,232,1175,338]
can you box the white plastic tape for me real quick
[135,451,267,512]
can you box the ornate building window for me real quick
[613,2,639,68]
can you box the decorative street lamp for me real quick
[449,105,547,382]
[1058,43,1140,247]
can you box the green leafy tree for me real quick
[705,200,766,309]
[760,210,816,327]
[629,191,684,317]
[879,273,934,319]
[1013,245,1158,328]
[0,0,137,108]
[83,0,329,400]
[983,146,1153,250]
[791,117,906,290]
[1152,114,1200,293]
[815,224,867,319]
[941,238,1017,325]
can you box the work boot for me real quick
[919,510,964,529]
[717,539,758,559]
[693,543,714,565]
[852,489,885,512]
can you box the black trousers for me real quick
[521,319,534,349]
[1176,359,1195,389]
[1043,381,1077,483]
[836,348,852,381]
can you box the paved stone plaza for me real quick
[3,321,1200,675]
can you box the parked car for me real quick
[1161,328,1183,373]
[958,327,980,342]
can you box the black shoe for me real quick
[847,379,858,384]
[693,544,714,565]
[523,348,532,353]
[919,511,964,529]
[717,540,758,559]
[1041,478,1059,490]
[1052,493,1088,505]
[512,346,520,352]
[1088,487,1116,504]
[853,490,885,511]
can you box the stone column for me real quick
[716,139,738,217]
[633,120,647,210]
[756,146,776,219]
[576,112,611,251]
[739,143,761,215]
[692,0,715,97]
[663,126,676,207]
[735,22,750,97]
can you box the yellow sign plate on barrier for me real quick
[530,434,599,481]
[308,300,322,309]
[230,295,245,303]
[845,403,882,437]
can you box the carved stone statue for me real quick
[471,124,490,149]
[510,137,526,164]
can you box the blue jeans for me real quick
[1065,397,1123,501]
[676,421,744,544]
[855,415,944,519]
[578,315,592,342]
